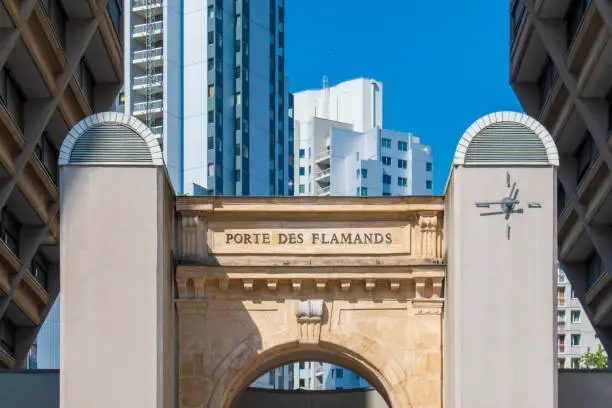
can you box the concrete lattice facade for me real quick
[0,0,123,369]
[510,0,612,355]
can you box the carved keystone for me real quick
[295,299,324,344]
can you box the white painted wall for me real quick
[293,78,383,132]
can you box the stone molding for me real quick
[58,112,163,166]
[174,275,444,299]
[453,111,559,166]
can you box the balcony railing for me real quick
[319,186,330,195]
[133,47,163,61]
[316,150,330,160]
[133,73,163,88]
[133,0,162,8]
[133,100,162,113]
[316,168,330,179]
[133,21,163,36]
[150,125,162,135]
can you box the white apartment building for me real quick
[293,78,433,196]
[123,0,292,196]
[557,268,602,369]
[252,362,368,391]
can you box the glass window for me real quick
[558,334,566,353]
[587,251,604,289]
[299,149,305,158]
[207,31,214,45]
[538,57,557,110]
[361,169,368,179]
[558,310,566,322]
[558,287,566,306]
[299,167,305,176]
[234,170,241,182]
[381,138,391,148]
[382,156,391,166]
[235,143,240,156]
[207,136,214,150]
[236,93,241,105]
[208,85,214,98]
[574,132,597,185]
[0,208,20,256]
[397,159,407,169]
[571,334,581,346]
[398,141,408,151]
[383,174,391,184]
[571,310,581,323]
[207,163,214,177]
[336,368,344,378]
[360,187,367,196]
[571,358,581,369]
[398,177,407,187]
[207,58,214,71]
[426,180,433,189]
[426,162,433,171]
[558,358,565,368]
[207,5,214,19]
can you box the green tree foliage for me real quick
[579,345,608,369]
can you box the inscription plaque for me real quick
[207,222,411,255]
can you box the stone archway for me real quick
[176,197,445,408]
[209,338,409,408]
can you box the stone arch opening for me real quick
[216,341,401,408]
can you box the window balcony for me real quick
[132,47,163,67]
[150,125,162,136]
[315,149,330,166]
[133,99,163,116]
[132,0,163,16]
[315,168,330,182]
[133,73,163,92]
[318,185,330,196]
[133,21,163,41]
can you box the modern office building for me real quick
[293,78,433,196]
[123,0,292,196]
[557,269,602,368]
[0,0,123,369]
[510,0,612,355]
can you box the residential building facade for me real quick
[123,0,292,196]
[252,362,369,391]
[0,0,123,369]
[293,78,433,197]
[510,0,612,355]
[557,269,602,368]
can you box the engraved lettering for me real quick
[385,233,392,244]
[262,233,271,244]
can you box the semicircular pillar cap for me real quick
[453,111,559,167]
[59,112,164,166]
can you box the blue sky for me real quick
[285,0,523,194]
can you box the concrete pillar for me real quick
[58,113,175,408]
[445,111,559,408]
